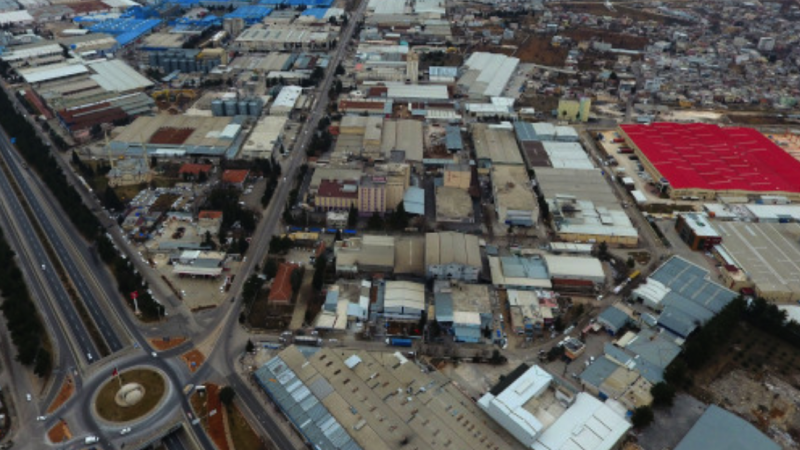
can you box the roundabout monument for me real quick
[93,367,169,423]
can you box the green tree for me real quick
[312,254,328,290]
[219,386,236,407]
[367,212,384,231]
[290,268,303,292]
[347,204,358,228]
[389,202,409,230]
[245,339,254,353]
[664,358,690,388]
[263,258,278,279]
[627,256,635,269]
[631,405,654,428]
[597,242,609,261]
[650,382,676,407]
[34,349,52,377]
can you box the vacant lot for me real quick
[47,376,75,414]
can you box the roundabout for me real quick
[93,367,168,423]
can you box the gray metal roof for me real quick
[579,356,619,388]
[435,292,454,323]
[675,405,780,450]
[657,305,698,338]
[598,306,631,331]
[650,256,737,314]
[445,125,463,150]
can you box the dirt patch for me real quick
[181,349,206,372]
[150,336,187,351]
[709,370,800,448]
[514,35,569,66]
[207,384,230,450]
[47,376,75,414]
[47,421,72,443]
[727,113,794,125]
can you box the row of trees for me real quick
[0,89,163,321]
[0,229,52,376]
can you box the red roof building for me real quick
[221,169,250,187]
[198,210,223,219]
[315,179,358,211]
[269,263,299,304]
[620,123,800,197]
[179,163,213,176]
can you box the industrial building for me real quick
[674,405,780,450]
[596,306,631,335]
[269,85,303,116]
[619,123,800,200]
[536,168,638,246]
[458,52,520,99]
[425,232,482,282]
[334,235,395,275]
[381,119,424,162]
[381,280,425,322]
[146,48,225,74]
[315,280,368,331]
[478,364,630,450]
[472,123,524,169]
[489,255,552,290]
[507,290,555,336]
[239,115,287,159]
[491,165,538,227]
[544,254,606,288]
[434,281,492,343]
[674,213,721,250]
[254,346,525,450]
[109,115,244,158]
[714,222,800,303]
[234,24,337,51]
[557,98,591,122]
[172,250,226,278]
[632,256,737,338]
[579,354,653,412]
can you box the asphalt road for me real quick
[0,130,123,356]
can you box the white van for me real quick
[85,436,99,444]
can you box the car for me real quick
[87,353,93,361]
[36,416,46,421]
[41,264,45,270]
[25,393,31,402]
[151,352,158,358]
[120,427,131,435]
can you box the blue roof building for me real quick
[224,5,273,24]
[597,306,631,335]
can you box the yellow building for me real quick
[558,97,591,123]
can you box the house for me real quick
[268,263,299,304]
[221,169,250,189]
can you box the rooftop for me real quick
[425,232,481,268]
[621,123,800,194]
[222,169,249,184]
[675,405,780,450]
[435,186,473,222]
[269,262,299,303]
[472,123,524,166]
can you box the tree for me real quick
[219,386,236,407]
[245,339,255,353]
[597,242,609,261]
[335,64,345,76]
[34,349,51,377]
[334,229,342,241]
[664,358,690,388]
[627,256,635,268]
[389,202,409,230]
[367,212,384,231]
[347,204,358,228]
[631,405,654,429]
[290,268,303,292]
[312,254,327,290]
[263,258,278,279]
[651,382,676,407]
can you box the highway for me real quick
[0,132,124,356]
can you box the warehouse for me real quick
[491,165,538,227]
[234,25,336,51]
[714,222,800,303]
[381,280,425,321]
[255,346,525,450]
[334,235,395,275]
[18,62,90,84]
[239,115,287,159]
[87,59,154,92]
[541,142,594,170]
[425,232,481,282]
[488,255,552,290]
[472,123,524,168]
[635,256,737,337]
[619,123,800,200]
[458,52,520,99]
[381,119,423,162]
[478,364,630,450]
[544,254,605,285]
[536,168,638,246]
[674,405,780,450]
[385,84,449,101]
[269,85,303,115]
[108,115,244,157]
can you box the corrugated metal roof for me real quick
[675,405,780,450]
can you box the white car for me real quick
[41,264,46,270]
[26,393,31,402]
[36,415,47,421]
[151,352,158,358]
[120,427,131,435]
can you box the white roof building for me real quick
[0,10,33,25]
[544,254,605,283]
[240,115,287,159]
[88,59,154,92]
[386,83,449,100]
[18,62,89,84]
[459,52,520,99]
[383,280,425,320]
[531,393,631,450]
[270,85,303,115]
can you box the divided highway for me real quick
[0,130,124,356]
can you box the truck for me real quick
[618,147,634,154]
[294,336,322,346]
[385,337,412,347]
[612,137,625,144]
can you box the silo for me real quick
[248,98,263,116]
[238,100,249,115]
[224,99,238,116]
[211,99,225,117]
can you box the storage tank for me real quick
[211,99,225,117]
[224,99,237,116]
[248,99,263,116]
[238,100,249,116]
